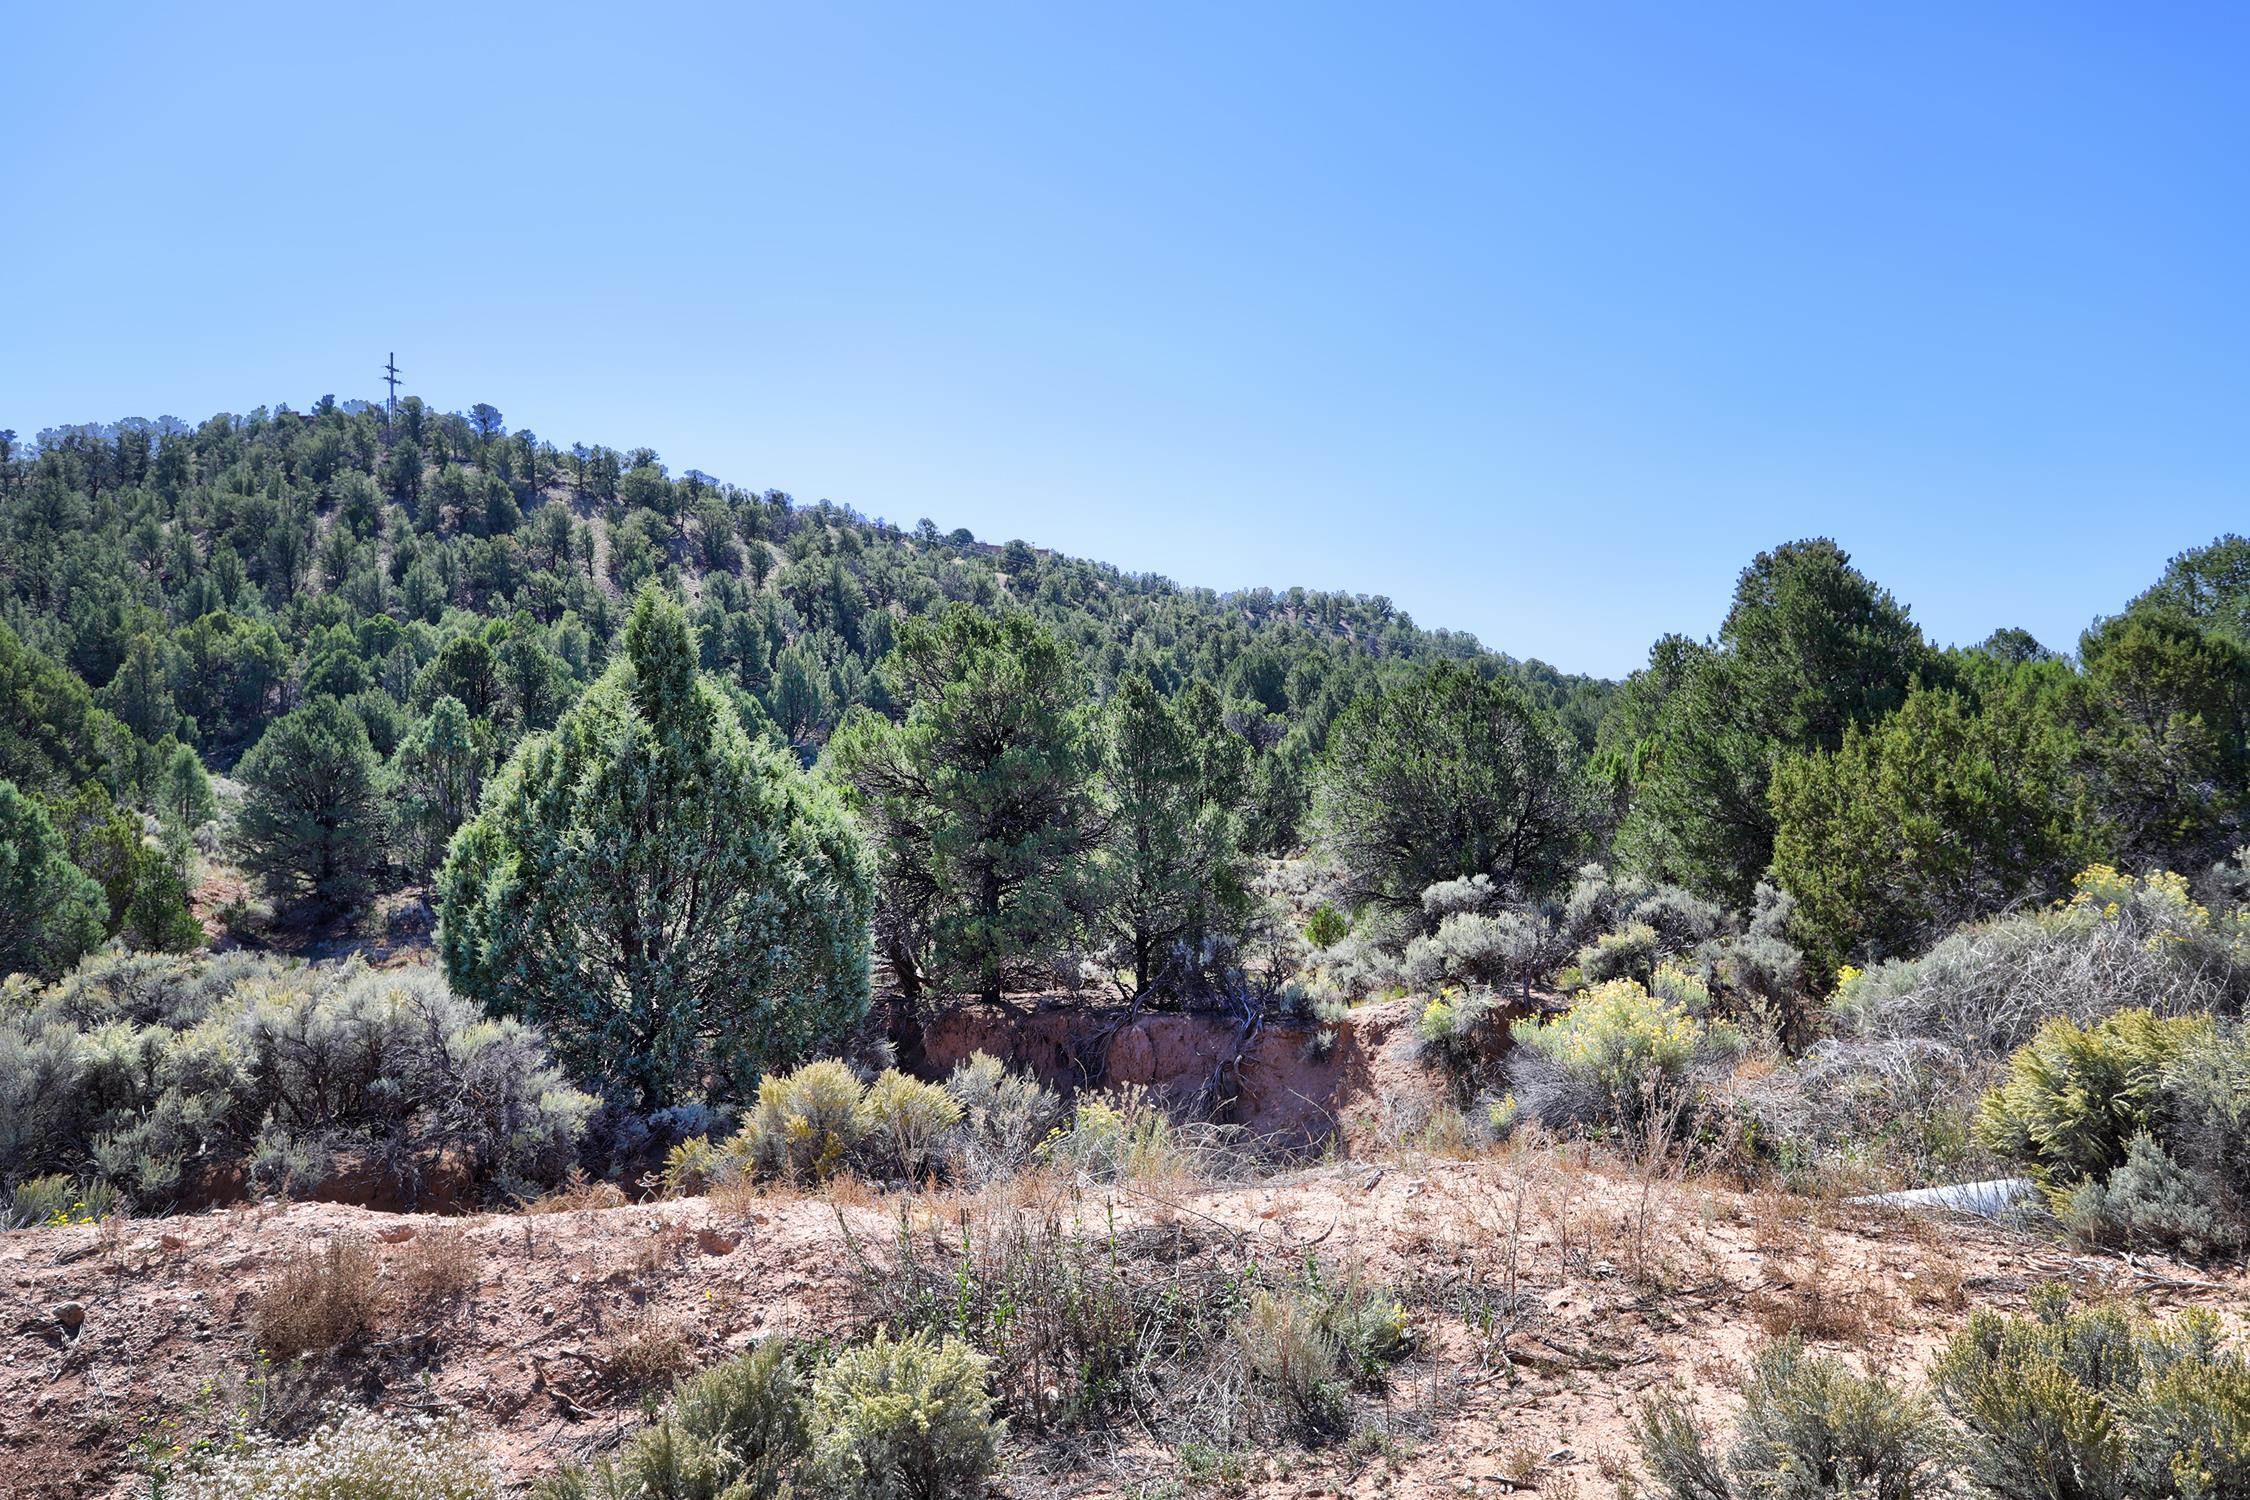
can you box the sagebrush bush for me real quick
[1740,866,2250,1194]
[805,1332,1000,1500]
[0,952,594,1208]
[744,1059,866,1183]
[1973,1009,2250,1253]
[172,1413,498,1500]
[1415,986,1503,1078]
[1932,1291,2250,1500]
[1579,920,1660,985]
[1637,1337,1954,1500]
[942,1052,1060,1181]
[535,1340,810,1500]
[2058,1133,2239,1258]
[1307,1276,1411,1389]
[857,1068,963,1180]
[659,1133,732,1197]
[1405,907,1563,998]
[1507,978,1743,1136]
[1832,866,2250,1059]
[1241,1288,1350,1438]
[1036,1086,1230,1183]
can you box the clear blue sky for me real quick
[4,3,2243,678]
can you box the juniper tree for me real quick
[1623,540,1931,906]
[828,606,1098,1002]
[231,695,388,914]
[1772,672,2106,974]
[438,587,873,1107]
[1312,662,1591,917]
[1093,671,1253,999]
[391,695,491,875]
[0,778,107,979]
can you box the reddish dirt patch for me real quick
[7,1157,2242,1499]
[905,996,1447,1150]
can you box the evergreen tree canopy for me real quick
[0,777,107,980]
[439,587,873,1107]
[1771,672,2106,976]
[231,694,387,914]
[1312,661,1590,916]
[1623,539,1931,905]
[1092,670,1254,999]
[828,606,1099,1002]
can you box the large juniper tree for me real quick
[438,587,873,1107]
[1621,539,1931,906]
[1312,662,1590,917]
[232,695,388,914]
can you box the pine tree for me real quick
[438,587,874,1107]
[828,606,1098,1002]
[0,778,106,979]
[1313,662,1590,916]
[1093,672,1252,998]
[232,695,388,913]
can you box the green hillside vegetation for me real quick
[3,398,2248,1204]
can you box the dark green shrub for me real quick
[1304,903,1348,950]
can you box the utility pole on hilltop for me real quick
[383,353,402,430]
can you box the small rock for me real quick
[376,1226,417,1244]
[160,1233,187,1251]
[694,1228,738,1256]
[50,1301,85,1333]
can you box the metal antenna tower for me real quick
[382,353,402,427]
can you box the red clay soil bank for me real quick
[900,996,1452,1152]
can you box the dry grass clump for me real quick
[848,1180,1411,1452]
[395,1227,478,1315]
[521,1169,628,1214]
[252,1234,383,1361]
[1749,1276,1873,1345]
[601,1306,696,1389]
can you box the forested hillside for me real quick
[1,396,2244,998]
[0,398,1604,886]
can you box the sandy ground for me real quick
[7,1147,2245,1499]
